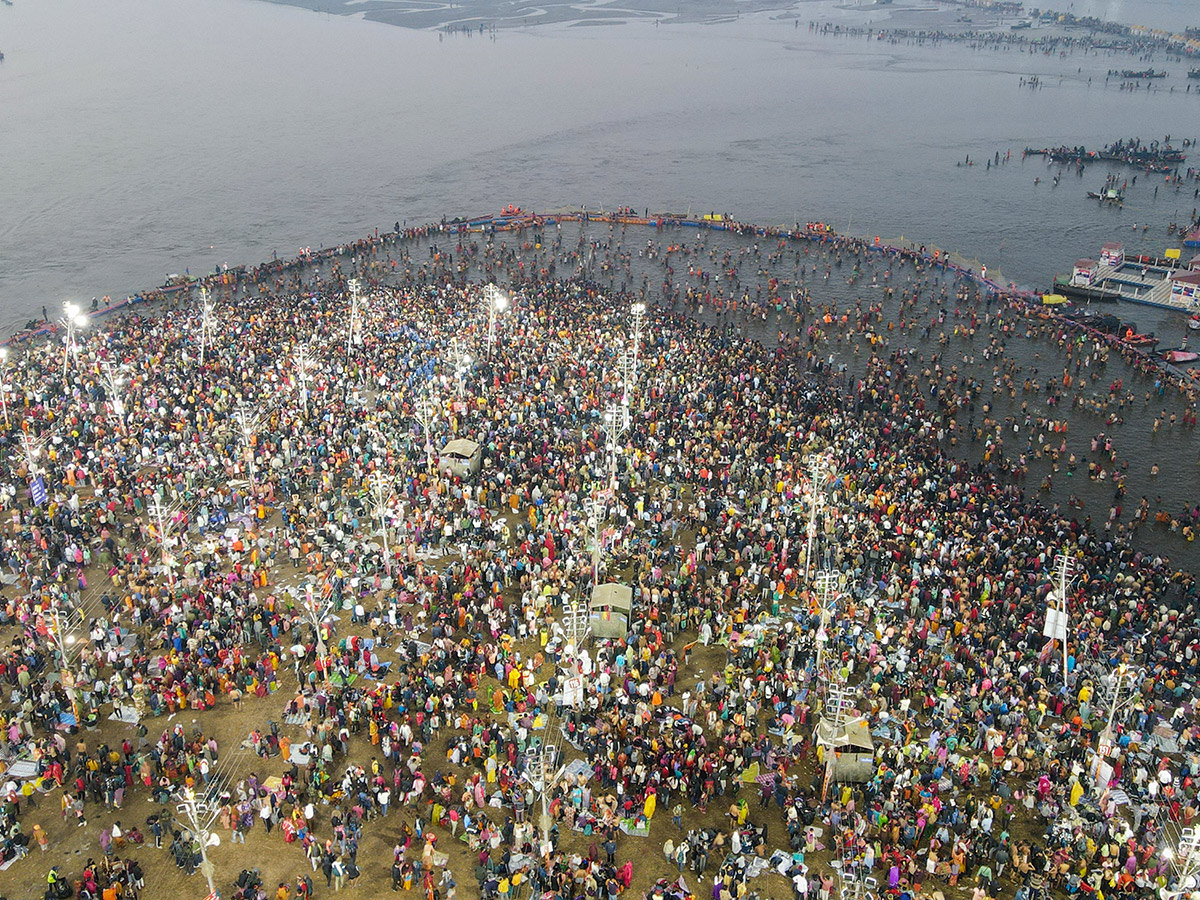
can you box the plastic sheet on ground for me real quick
[5,759,38,781]
[744,856,771,878]
[562,759,592,782]
[108,706,140,724]
[618,817,650,837]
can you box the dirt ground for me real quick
[0,500,996,900]
[0,601,817,900]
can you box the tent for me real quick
[814,717,875,783]
[438,438,482,478]
[589,583,633,639]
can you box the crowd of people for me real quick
[0,213,1196,900]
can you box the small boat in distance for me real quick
[1188,314,1200,331]
[1122,332,1160,349]
[1162,336,1199,365]
[1190,69,1200,80]
[1087,186,1124,204]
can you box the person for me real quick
[331,855,346,891]
[392,858,404,892]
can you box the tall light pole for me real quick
[619,302,647,433]
[617,351,635,433]
[234,403,261,499]
[20,432,45,508]
[60,302,89,382]
[601,404,625,494]
[346,278,362,360]
[368,469,394,571]
[100,362,127,434]
[44,605,82,727]
[813,569,840,673]
[302,578,336,689]
[450,336,472,406]
[20,431,44,483]
[415,393,438,474]
[0,347,9,427]
[147,491,184,588]
[177,788,221,900]
[483,284,508,355]
[293,342,314,416]
[803,455,834,583]
[628,302,646,405]
[197,287,216,367]
[1092,662,1140,793]
[1043,551,1076,687]
[583,495,609,586]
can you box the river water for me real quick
[2,0,1199,336]
[2,0,1199,565]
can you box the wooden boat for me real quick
[1087,187,1124,203]
[1162,337,1198,364]
[1122,333,1159,348]
[1119,69,1167,79]
[1190,69,1200,81]
[1163,348,1199,364]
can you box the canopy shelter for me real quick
[589,582,633,639]
[814,716,875,783]
[439,438,482,479]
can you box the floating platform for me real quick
[1054,243,1200,313]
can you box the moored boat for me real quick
[1161,336,1198,364]
[1087,187,1124,203]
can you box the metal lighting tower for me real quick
[0,347,9,427]
[452,337,471,402]
[524,714,568,847]
[346,278,363,359]
[560,597,592,667]
[60,302,89,381]
[1092,662,1141,790]
[813,569,841,673]
[293,342,315,415]
[629,302,646,375]
[177,788,222,900]
[803,455,834,582]
[147,491,184,587]
[20,432,43,477]
[483,283,508,355]
[624,302,647,423]
[301,578,336,688]
[1043,551,1076,687]
[368,469,394,569]
[582,495,609,585]
[1160,829,1200,900]
[415,393,438,474]
[601,404,625,493]
[100,362,127,433]
[234,403,261,498]
[197,287,216,367]
[44,605,83,727]
[617,350,636,433]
